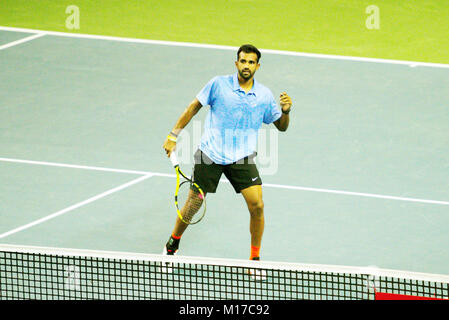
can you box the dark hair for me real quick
[237,44,261,62]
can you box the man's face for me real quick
[235,52,260,80]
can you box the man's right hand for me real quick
[163,138,176,157]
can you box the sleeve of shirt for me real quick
[263,91,282,124]
[196,77,217,107]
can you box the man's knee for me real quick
[248,199,264,215]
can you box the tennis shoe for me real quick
[248,257,267,281]
[160,245,177,274]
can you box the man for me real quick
[162,44,292,262]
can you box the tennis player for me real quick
[162,44,292,262]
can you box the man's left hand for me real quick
[280,92,292,113]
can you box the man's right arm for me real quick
[163,98,203,157]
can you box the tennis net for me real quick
[1,244,448,300]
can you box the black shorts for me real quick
[192,149,262,194]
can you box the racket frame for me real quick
[171,153,206,225]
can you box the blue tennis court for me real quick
[1,27,448,278]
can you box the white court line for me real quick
[1,157,448,206]
[0,32,45,51]
[0,25,448,69]
[0,157,151,176]
[0,174,153,239]
[263,183,449,206]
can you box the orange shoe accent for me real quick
[171,233,182,240]
[250,245,260,260]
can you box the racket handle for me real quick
[169,152,179,167]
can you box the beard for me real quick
[238,69,253,80]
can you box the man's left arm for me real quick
[273,92,292,132]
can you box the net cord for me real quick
[1,243,448,284]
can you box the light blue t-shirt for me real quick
[196,73,282,165]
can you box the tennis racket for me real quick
[169,152,206,225]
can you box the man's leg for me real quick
[172,189,207,238]
[164,189,206,255]
[241,185,264,259]
[164,149,221,255]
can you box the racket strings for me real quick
[180,185,204,223]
